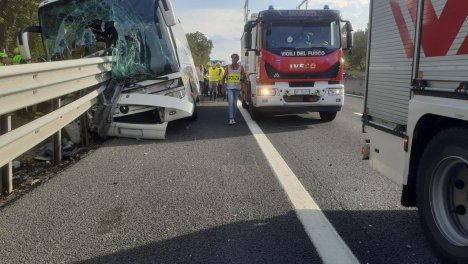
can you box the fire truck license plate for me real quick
[294,89,310,95]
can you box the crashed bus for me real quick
[18,0,200,139]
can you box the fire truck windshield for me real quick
[263,21,340,53]
[38,0,179,78]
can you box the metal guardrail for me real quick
[0,57,112,193]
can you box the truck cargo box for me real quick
[363,0,468,133]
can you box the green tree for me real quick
[344,28,368,71]
[0,0,43,60]
[186,31,213,66]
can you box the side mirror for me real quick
[159,0,176,27]
[17,25,41,60]
[341,21,353,50]
[346,31,353,49]
[243,31,252,50]
[346,21,353,33]
[244,23,252,32]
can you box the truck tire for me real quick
[242,99,248,109]
[319,111,337,121]
[187,101,198,121]
[416,127,468,263]
[249,102,260,121]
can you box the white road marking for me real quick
[353,112,363,116]
[345,93,364,99]
[238,101,359,264]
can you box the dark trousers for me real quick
[203,80,209,96]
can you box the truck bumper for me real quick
[107,93,194,139]
[252,82,344,113]
[256,105,341,113]
[107,122,168,139]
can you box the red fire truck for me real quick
[241,5,353,121]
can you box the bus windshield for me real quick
[39,0,179,78]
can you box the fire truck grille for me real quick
[265,62,340,79]
[289,82,315,87]
[283,95,321,103]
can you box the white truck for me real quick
[362,0,468,262]
[18,0,200,139]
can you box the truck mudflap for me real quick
[107,93,194,139]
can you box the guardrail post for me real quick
[0,115,13,194]
[79,90,90,147]
[80,115,90,147]
[53,98,62,164]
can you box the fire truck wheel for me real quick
[249,103,260,121]
[319,111,337,121]
[417,127,468,263]
[242,99,248,109]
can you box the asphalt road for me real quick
[0,95,440,263]
[253,95,439,264]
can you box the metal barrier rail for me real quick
[0,57,112,193]
[0,57,112,115]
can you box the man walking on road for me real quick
[221,53,247,125]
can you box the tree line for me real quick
[344,28,368,71]
[185,31,213,66]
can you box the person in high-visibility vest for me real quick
[12,48,23,65]
[203,62,210,96]
[207,61,223,101]
[0,52,10,66]
[215,62,226,100]
[221,53,247,125]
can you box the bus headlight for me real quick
[257,87,276,96]
[328,88,343,95]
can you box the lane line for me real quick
[238,101,359,264]
[345,93,364,99]
[353,112,363,116]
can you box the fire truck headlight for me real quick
[257,87,276,96]
[328,88,343,96]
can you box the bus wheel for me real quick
[417,128,468,263]
[187,101,198,121]
[319,111,337,121]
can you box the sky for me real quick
[171,0,369,63]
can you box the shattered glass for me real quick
[38,0,179,78]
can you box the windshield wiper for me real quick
[267,47,298,51]
[125,73,169,84]
[278,47,297,50]
[132,73,169,80]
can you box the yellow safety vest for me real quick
[226,64,242,90]
[208,67,221,82]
